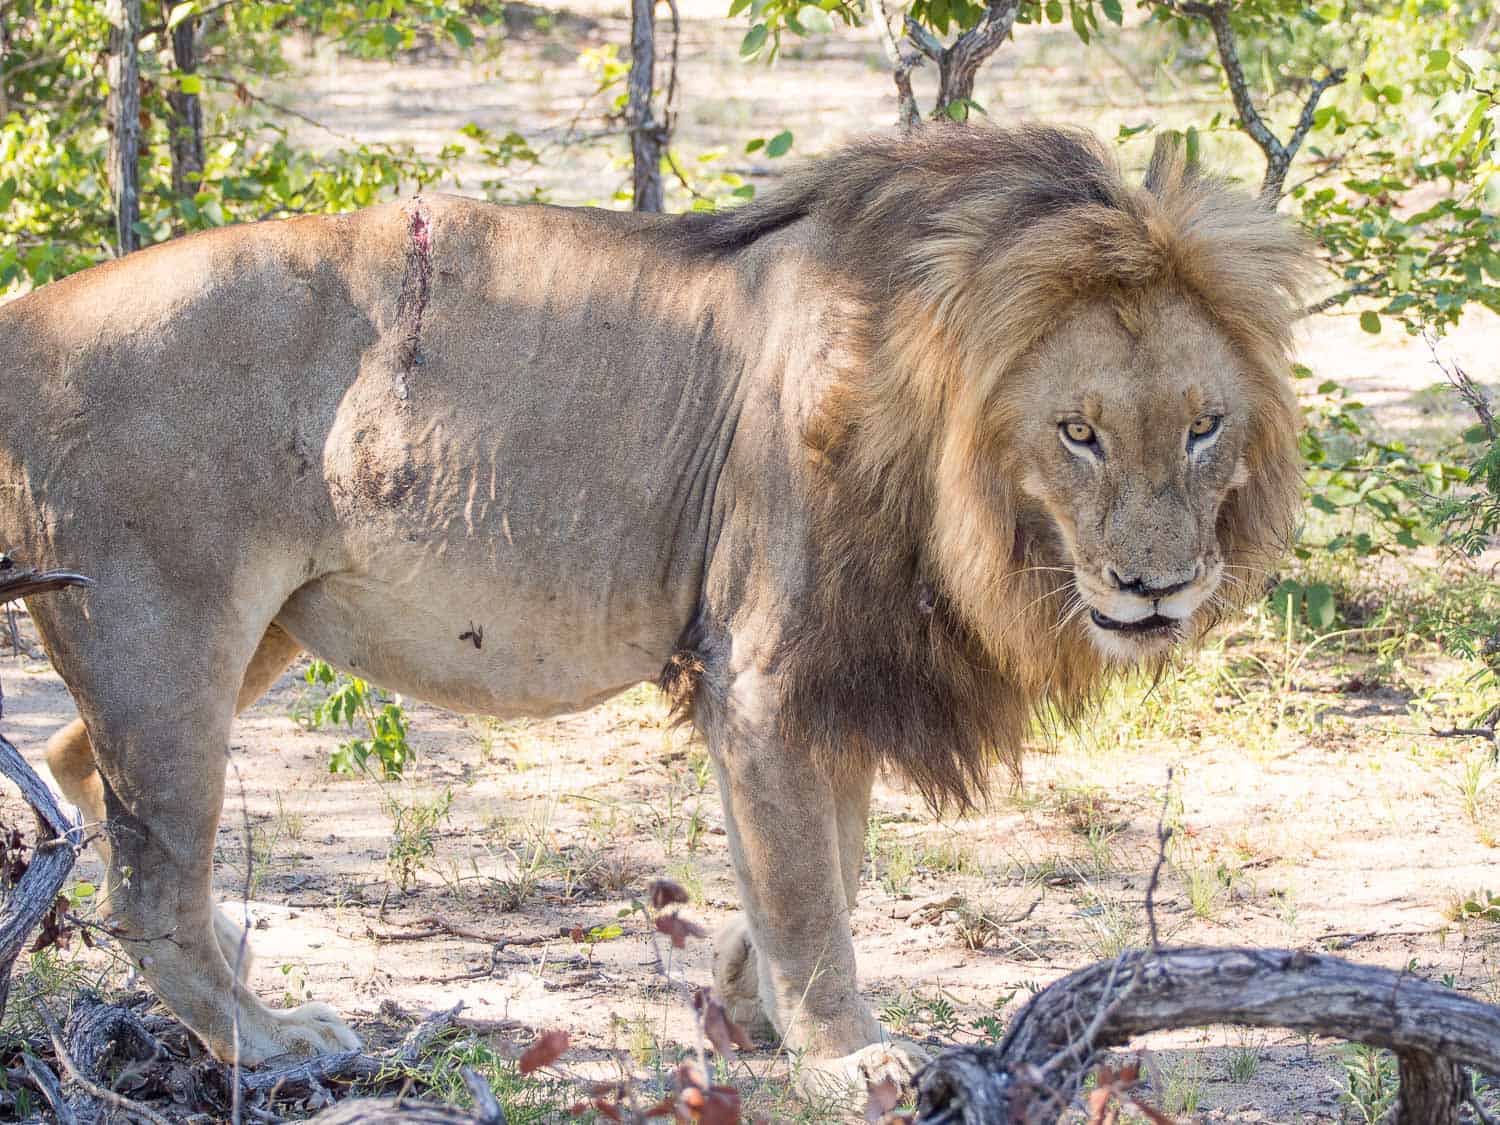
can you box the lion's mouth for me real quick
[1089,609,1180,637]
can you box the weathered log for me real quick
[913,946,1500,1124]
[226,1000,468,1105]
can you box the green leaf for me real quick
[797,5,834,34]
[1303,583,1336,629]
[1069,2,1089,41]
[178,74,202,95]
[166,2,198,32]
[1359,310,1381,334]
[1100,0,1122,24]
[1044,0,1063,21]
[740,23,768,57]
[744,137,765,153]
[766,129,793,157]
[445,18,475,49]
[728,0,752,15]
[1269,580,1303,621]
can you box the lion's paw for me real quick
[235,1002,362,1065]
[712,917,776,1041]
[798,1039,930,1102]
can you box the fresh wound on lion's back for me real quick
[393,197,433,399]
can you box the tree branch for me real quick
[1148,0,1346,202]
[875,0,923,127]
[935,0,1021,114]
[879,0,1019,123]
[913,946,1500,1124]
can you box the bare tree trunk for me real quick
[105,0,142,255]
[167,10,205,201]
[626,0,663,213]
[0,3,12,120]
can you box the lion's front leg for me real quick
[705,673,927,1098]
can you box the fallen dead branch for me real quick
[33,989,170,1125]
[302,1066,506,1124]
[913,945,1500,1124]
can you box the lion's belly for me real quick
[274,552,678,720]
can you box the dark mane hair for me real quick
[664,124,1312,811]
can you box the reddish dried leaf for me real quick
[1126,1097,1180,1125]
[592,1099,624,1122]
[1085,1086,1115,1125]
[694,988,753,1060]
[650,879,691,910]
[699,1086,742,1125]
[656,912,707,949]
[864,1078,902,1122]
[519,1028,569,1075]
[568,1103,589,1117]
[569,924,586,943]
[644,1098,678,1118]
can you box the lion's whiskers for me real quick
[998,582,1072,635]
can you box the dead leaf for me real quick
[1085,1085,1117,1125]
[592,1099,624,1122]
[656,912,707,949]
[519,1028,569,1075]
[694,988,753,1060]
[698,1085,742,1125]
[650,878,691,909]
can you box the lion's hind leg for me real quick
[43,624,301,985]
[29,578,350,1064]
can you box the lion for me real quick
[0,124,1308,1095]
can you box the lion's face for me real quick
[1010,295,1251,662]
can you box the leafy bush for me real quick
[303,659,415,779]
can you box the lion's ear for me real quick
[1143,132,1198,197]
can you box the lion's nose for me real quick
[1107,567,1196,600]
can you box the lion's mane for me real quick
[669,125,1311,810]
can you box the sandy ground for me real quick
[4,4,1500,1121]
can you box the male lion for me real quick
[0,125,1308,1093]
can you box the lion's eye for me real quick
[1188,414,1221,442]
[1061,421,1095,445]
